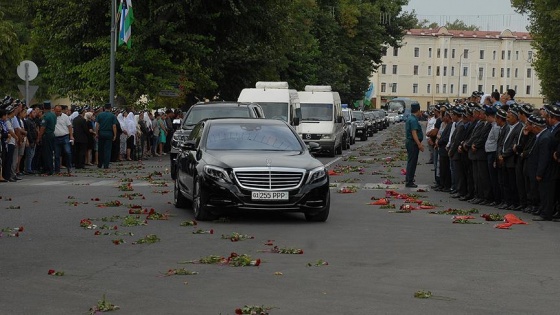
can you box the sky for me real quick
[402,0,530,32]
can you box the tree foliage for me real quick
[4,0,414,107]
[511,0,560,101]
[411,15,479,31]
[0,8,23,93]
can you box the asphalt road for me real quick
[1,123,559,315]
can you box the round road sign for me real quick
[17,60,39,81]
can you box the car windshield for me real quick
[183,106,252,127]
[300,103,333,121]
[354,112,365,122]
[256,102,289,122]
[342,110,351,121]
[206,122,303,151]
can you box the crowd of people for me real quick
[408,89,560,222]
[0,97,181,182]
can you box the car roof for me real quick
[204,117,286,125]
[191,101,259,108]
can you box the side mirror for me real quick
[181,140,196,151]
[292,117,300,126]
[336,116,343,123]
[307,141,321,153]
[352,117,356,122]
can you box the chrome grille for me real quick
[233,167,306,191]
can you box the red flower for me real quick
[18,226,23,232]
[252,259,261,266]
[235,309,243,315]
[48,269,55,275]
[209,229,214,234]
[94,231,101,235]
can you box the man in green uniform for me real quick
[95,103,117,169]
[405,103,424,188]
[37,101,56,175]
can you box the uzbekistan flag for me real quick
[118,0,134,48]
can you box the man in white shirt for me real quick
[425,111,436,164]
[53,105,74,174]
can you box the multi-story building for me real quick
[371,27,543,109]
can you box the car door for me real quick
[179,122,204,198]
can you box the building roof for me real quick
[406,27,531,40]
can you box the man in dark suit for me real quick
[462,104,485,203]
[498,106,523,209]
[513,104,536,211]
[436,111,453,191]
[469,106,493,204]
[449,106,467,198]
[458,105,478,201]
[545,104,560,221]
[72,107,89,169]
[526,115,554,221]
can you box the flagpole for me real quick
[109,0,116,107]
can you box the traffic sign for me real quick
[17,60,39,81]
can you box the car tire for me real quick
[361,134,367,141]
[170,160,177,180]
[305,194,330,222]
[192,176,216,221]
[328,146,336,157]
[174,176,189,208]
[335,142,343,155]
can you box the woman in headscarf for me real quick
[125,112,136,161]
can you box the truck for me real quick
[237,81,301,131]
[297,85,344,157]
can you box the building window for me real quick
[393,47,398,56]
[381,47,387,56]
[507,68,511,78]
[506,84,510,91]
[391,83,397,93]
[516,51,519,60]
[452,49,456,58]
[463,49,469,59]
[500,68,504,77]
[463,67,468,76]
[381,83,386,93]
[443,84,447,93]
[478,85,483,92]
[437,48,441,58]
[413,83,418,94]
[515,68,519,78]
[381,64,386,74]
[492,68,496,77]
[428,66,432,76]
[450,84,454,94]
[526,85,531,95]
[414,47,419,57]
[491,85,495,93]
[478,67,484,79]
[413,65,419,75]
[508,50,511,60]
[500,85,504,93]
[436,84,440,94]
[427,84,431,93]
[527,68,532,78]
[514,85,518,93]
[451,67,455,76]
[501,50,505,60]
[444,48,448,58]
[528,50,533,61]
[436,66,440,76]
[493,51,496,60]
[462,84,467,94]
[443,66,447,76]
[428,48,432,58]
[480,50,485,59]
[392,65,398,74]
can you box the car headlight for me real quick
[321,134,331,139]
[307,166,327,184]
[356,123,364,127]
[203,165,232,183]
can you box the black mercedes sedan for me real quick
[173,118,330,222]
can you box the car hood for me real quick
[203,150,323,170]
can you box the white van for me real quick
[237,81,301,131]
[297,85,344,157]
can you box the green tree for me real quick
[511,0,560,100]
[0,9,23,94]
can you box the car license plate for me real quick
[251,191,289,200]
[357,130,363,133]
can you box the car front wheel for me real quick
[192,176,216,221]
